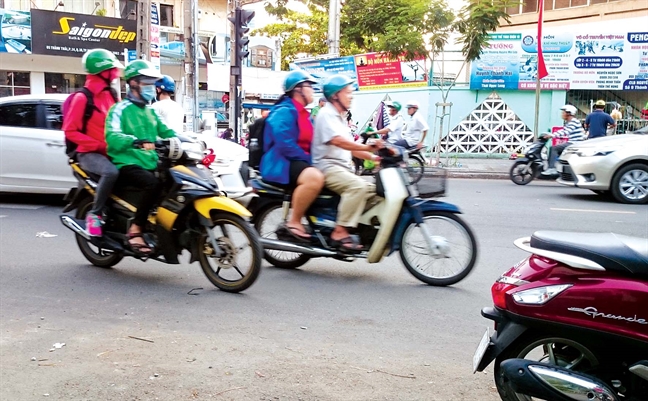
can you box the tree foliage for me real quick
[253,0,513,69]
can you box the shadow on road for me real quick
[0,193,66,207]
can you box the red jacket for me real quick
[62,75,117,155]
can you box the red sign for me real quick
[353,53,427,90]
[222,94,230,103]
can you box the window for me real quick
[0,70,30,97]
[160,4,174,27]
[45,73,85,94]
[0,103,38,128]
[44,103,63,130]
[121,0,138,20]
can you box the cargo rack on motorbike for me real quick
[410,167,447,198]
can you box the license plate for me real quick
[556,163,563,173]
[472,328,490,373]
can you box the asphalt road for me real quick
[1,180,647,400]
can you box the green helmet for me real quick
[82,49,124,75]
[385,101,402,112]
[124,60,162,82]
[323,74,355,100]
[283,70,317,93]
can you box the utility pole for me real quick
[136,0,152,60]
[327,0,340,55]
[183,0,200,132]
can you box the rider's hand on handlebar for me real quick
[142,142,155,151]
[366,138,385,150]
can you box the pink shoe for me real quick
[85,213,103,237]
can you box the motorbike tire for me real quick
[407,154,426,184]
[399,211,477,286]
[494,332,601,401]
[74,197,123,268]
[509,161,536,185]
[197,212,262,293]
[254,204,311,269]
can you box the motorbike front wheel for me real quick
[399,211,477,286]
[75,197,123,268]
[197,212,262,293]
[510,161,536,185]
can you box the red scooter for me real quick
[473,231,648,401]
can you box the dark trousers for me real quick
[77,152,119,215]
[118,165,160,227]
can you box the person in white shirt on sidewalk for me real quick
[152,75,185,134]
[374,101,405,144]
[392,100,428,149]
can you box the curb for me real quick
[423,170,509,180]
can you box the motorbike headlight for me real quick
[181,179,212,191]
[512,284,572,305]
[575,148,616,157]
[182,142,205,161]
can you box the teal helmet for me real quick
[323,74,355,100]
[283,70,317,93]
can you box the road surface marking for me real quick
[550,208,635,215]
[0,204,42,210]
[0,215,6,218]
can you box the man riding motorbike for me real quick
[541,104,585,176]
[312,75,384,251]
[105,60,177,255]
[63,48,123,237]
[152,75,184,134]
[392,100,428,150]
[260,70,325,241]
[374,101,405,144]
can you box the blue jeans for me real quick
[77,153,119,215]
[547,142,571,169]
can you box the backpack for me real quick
[62,88,104,157]
[247,116,266,170]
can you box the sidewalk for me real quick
[424,157,512,179]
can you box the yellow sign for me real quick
[53,17,136,44]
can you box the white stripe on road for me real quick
[550,208,636,215]
[0,215,6,218]
[0,204,42,210]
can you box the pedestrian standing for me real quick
[584,100,616,139]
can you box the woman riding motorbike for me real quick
[260,71,325,241]
[105,60,176,255]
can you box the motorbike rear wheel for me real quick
[399,211,476,286]
[494,333,600,401]
[406,154,426,184]
[254,204,311,269]
[510,161,536,185]
[75,197,123,268]
[197,212,262,293]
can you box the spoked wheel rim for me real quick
[619,169,648,201]
[202,217,257,286]
[406,156,425,184]
[257,206,306,264]
[509,338,599,401]
[511,163,534,185]
[401,215,474,281]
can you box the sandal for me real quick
[330,235,364,253]
[128,232,153,255]
[276,223,311,243]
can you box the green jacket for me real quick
[106,98,176,170]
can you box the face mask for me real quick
[140,85,156,103]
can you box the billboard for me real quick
[30,9,136,57]
[290,56,359,92]
[470,18,648,91]
[0,8,31,53]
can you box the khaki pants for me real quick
[324,165,377,228]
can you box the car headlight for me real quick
[181,142,205,161]
[574,148,618,157]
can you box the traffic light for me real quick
[228,8,255,67]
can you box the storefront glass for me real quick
[0,71,30,97]
[44,73,85,94]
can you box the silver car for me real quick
[557,128,648,204]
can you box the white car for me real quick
[0,94,74,194]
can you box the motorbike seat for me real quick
[253,178,338,199]
[530,231,648,277]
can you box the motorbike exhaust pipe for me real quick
[60,215,91,241]
[500,359,619,401]
[260,238,338,257]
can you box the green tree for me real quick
[253,0,513,69]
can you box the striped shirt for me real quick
[558,118,585,142]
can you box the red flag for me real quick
[537,0,549,79]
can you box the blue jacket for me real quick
[260,97,312,184]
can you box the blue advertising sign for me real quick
[469,33,520,90]
[290,56,359,92]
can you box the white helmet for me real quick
[560,104,578,116]
[406,100,420,109]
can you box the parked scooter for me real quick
[473,230,648,400]
[249,147,477,286]
[509,137,559,185]
[60,137,262,293]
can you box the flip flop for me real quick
[128,233,153,255]
[330,235,364,253]
[276,223,311,243]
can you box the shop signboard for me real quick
[290,56,359,92]
[0,8,32,54]
[31,9,136,57]
[150,3,161,70]
[354,53,427,91]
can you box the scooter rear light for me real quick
[491,276,529,309]
[512,284,572,305]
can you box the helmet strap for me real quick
[330,94,349,113]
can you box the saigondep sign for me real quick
[31,9,136,57]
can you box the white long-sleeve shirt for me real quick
[152,98,185,134]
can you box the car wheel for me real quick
[611,163,648,204]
